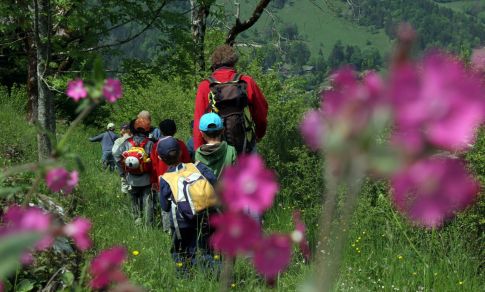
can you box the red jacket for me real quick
[150,138,191,188]
[193,68,269,150]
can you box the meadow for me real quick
[1,70,483,291]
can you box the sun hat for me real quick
[199,113,223,132]
[107,122,115,130]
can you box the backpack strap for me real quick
[127,138,137,147]
[231,73,241,83]
[207,76,220,85]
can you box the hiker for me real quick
[193,44,268,155]
[157,136,219,275]
[113,118,154,225]
[150,119,191,232]
[186,120,195,161]
[138,110,161,141]
[195,113,237,179]
[112,123,132,195]
[89,122,119,172]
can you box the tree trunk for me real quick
[33,0,55,160]
[26,34,38,123]
[190,0,211,72]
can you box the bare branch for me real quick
[54,2,167,56]
[225,0,271,46]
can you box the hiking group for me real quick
[88,45,268,275]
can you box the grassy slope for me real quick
[229,0,392,58]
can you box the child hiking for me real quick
[113,118,154,226]
[112,123,132,195]
[157,136,219,275]
[89,122,119,172]
[150,119,192,232]
[195,113,237,178]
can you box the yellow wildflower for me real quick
[231,283,236,288]
[176,262,183,268]
[458,281,463,285]
[214,255,220,260]
[397,255,403,260]
[132,250,140,256]
[412,272,417,276]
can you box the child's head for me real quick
[133,118,151,136]
[159,119,177,136]
[199,113,224,142]
[157,136,181,166]
[120,123,130,135]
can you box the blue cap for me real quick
[199,113,223,132]
[157,136,180,157]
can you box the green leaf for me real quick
[0,232,41,279]
[62,270,74,286]
[0,186,25,198]
[92,56,105,83]
[16,279,35,292]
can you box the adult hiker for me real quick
[138,110,161,142]
[89,122,119,172]
[193,44,268,155]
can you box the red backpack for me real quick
[121,138,151,174]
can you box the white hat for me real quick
[107,122,115,130]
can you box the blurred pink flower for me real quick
[21,252,34,265]
[221,155,278,214]
[390,52,485,152]
[66,79,87,102]
[89,246,127,289]
[292,211,311,261]
[64,217,92,251]
[253,234,292,282]
[103,78,122,103]
[45,168,78,194]
[210,212,262,256]
[391,158,479,228]
[300,110,325,151]
[0,280,3,292]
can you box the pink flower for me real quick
[292,211,311,261]
[21,252,34,265]
[300,110,325,151]
[64,217,92,251]
[221,155,278,214]
[89,246,127,289]
[2,205,53,250]
[45,168,79,194]
[253,234,292,282]
[102,78,122,103]
[391,158,479,228]
[210,212,262,256]
[66,79,88,102]
[390,52,485,152]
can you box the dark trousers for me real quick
[171,215,218,274]
[129,186,153,225]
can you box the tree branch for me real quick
[225,0,271,45]
[54,1,167,56]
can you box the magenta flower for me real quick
[64,217,92,251]
[20,252,34,265]
[292,211,311,261]
[89,246,127,289]
[2,205,53,250]
[253,234,292,282]
[210,212,262,256]
[45,167,79,194]
[300,110,325,151]
[66,79,88,102]
[102,78,122,103]
[390,52,485,152]
[221,155,278,214]
[391,158,479,228]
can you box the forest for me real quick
[0,0,484,291]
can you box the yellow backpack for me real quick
[161,162,218,219]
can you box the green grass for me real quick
[225,0,392,58]
[1,88,484,291]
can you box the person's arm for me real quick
[246,77,269,141]
[89,133,104,142]
[196,162,217,186]
[113,141,126,176]
[159,178,172,212]
[193,81,210,150]
[150,142,160,188]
